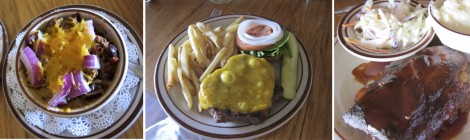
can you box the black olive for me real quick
[89,84,96,91]
[84,92,103,100]
[224,109,231,115]
[25,34,37,46]
[72,12,81,21]
[107,44,118,57]
[90,83,103,91]
[47,19,56,27]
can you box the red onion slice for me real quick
[83,55,100,69]
[86,20,96,41]
[32,31,44,56]
[67,70,91,99]
[48,73,73,108]
[35,41,44,56]
[20,47,44,87]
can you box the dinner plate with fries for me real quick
[154,14,312,139]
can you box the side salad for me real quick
[344,0,431,52]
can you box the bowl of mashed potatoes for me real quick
[429,0,470,53]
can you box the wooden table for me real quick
[145,0,331,139]
[0,0,143,138]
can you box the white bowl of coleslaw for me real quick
[428,0,470,53]
[337,0,435,62]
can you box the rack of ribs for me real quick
[344,46,470,139]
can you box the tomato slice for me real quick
[236,36,270,51]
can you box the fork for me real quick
[210,8,222,17]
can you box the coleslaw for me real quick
[345,0,431,52]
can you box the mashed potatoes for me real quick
[434,0,470,34]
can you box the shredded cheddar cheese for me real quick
[41,19,94,93]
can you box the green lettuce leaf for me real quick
[240,30,292,58]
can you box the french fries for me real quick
[199,47,228,82]
[166,16,245,109]
[177,68,194,109]
[226,16,244,33]
[196,22,224,50]
[188,25,210,67]
[219,32,236,66]
[166,44,178,89]
[225,24,239,33]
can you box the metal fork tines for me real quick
[211,8,222,17]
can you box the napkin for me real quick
[144,89,203,140]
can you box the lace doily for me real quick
[5,10,141,136]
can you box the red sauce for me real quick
[352,62,389,85]
[247,25,272,37]
[355,87,366,101]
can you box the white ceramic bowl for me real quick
[337,0,435,62]
[16,8,128,117]
[428,0,470,53]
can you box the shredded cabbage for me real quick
[347,0,431,51]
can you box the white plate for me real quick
[154,14,311,139]
[334,36,470,139]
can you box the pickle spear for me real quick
[281,33,299,99]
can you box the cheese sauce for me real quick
[199,54,275,113]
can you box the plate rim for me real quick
[0,19,8,71]
[334,1,436,138]
[1,4,143,138]
[333,36,347,140]
[153,14,312,139]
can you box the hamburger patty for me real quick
[343,46,470,139]
[209,83,283,124]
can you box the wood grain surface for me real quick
[0,0,142,138]
[146,0,331,139]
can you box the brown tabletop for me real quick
[0,0,143,138]
[145,0,331,139]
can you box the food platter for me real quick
[334,36,470,139]
[334,1,470,139]
[337,0,434,62]
[154,14,311,139]
[1,5,143,138]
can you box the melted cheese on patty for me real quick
[199,54,275,113]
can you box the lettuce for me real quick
[240,30,292,58]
